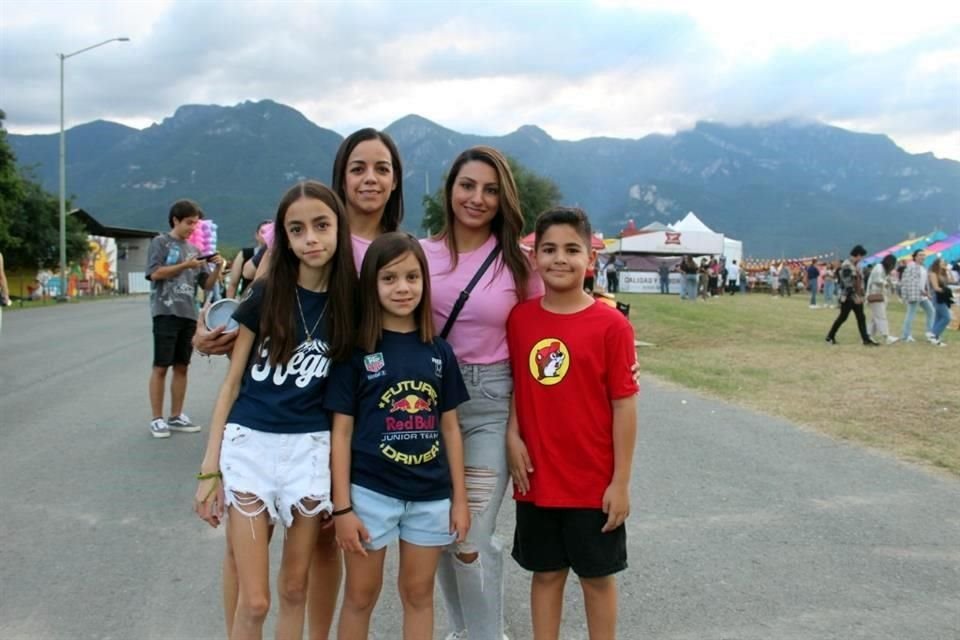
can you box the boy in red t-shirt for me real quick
[507,207,639,640]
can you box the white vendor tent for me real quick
[672,211,742,265]
[611,228,725,255]
[671,211,714,234]
[602,211,743,295]
[723,237,743,266]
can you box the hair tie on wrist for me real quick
[332,506,353,517]
[196,471,222,480]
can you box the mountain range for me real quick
[8,99,959,256]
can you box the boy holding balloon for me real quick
[145,199,223,439]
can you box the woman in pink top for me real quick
[332,128,405,273]
[195,127,405,358]
[303,128,404,636]
[422,146,543,640]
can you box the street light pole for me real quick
[58,37,129,301]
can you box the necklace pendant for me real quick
[295,287,328,347]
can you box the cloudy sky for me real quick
[2,0,958,160]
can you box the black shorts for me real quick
[511,501,627,579]
[153,315,197,368]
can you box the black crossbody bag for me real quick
[439,244,503,339]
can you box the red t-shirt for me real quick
[507,299,639,508]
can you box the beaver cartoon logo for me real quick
[528,338,570,386]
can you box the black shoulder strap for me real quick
[440,244,502,339]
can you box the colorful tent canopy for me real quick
[923,234,960,267]
[863,231,947,265]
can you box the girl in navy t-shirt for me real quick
[193,180,357,638]
[325,231,470,640]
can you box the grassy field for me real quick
[622,291,959,476]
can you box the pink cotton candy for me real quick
[260,221,275,248]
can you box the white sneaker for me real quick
[935,340,947,347]
[167,413,202,433]
[885,336,899,345]
[925,332,936,341]
[904,336,916,343]
[809,304,817,309]
[926,335,939,344]
[150,418,171,439]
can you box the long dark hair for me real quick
[435,146,531,300]
[260,181,357,365]
[880,253,897,273]
[357,232,434,352]
[331,128,404,233]
[929,257,947,283]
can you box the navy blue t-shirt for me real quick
[324,330,469,501]
[227,282,333,434]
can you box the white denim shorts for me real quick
[220,423,332,528]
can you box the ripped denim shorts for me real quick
[220,422,332,528]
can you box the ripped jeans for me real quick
[437,361,512,640]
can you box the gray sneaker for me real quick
[150,418,171,439]
[167,414,201,433]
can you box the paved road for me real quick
[1,298,958,639]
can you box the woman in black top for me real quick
[226,220,271,298]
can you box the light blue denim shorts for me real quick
[351,483,456,551]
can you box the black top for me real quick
[324,330,469,501]
[227,282,333,434]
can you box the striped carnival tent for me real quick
[863,231,947,266]
[922,233,960,267]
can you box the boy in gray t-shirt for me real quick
[145,199,223,439]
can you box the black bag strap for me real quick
[440,244,502,339]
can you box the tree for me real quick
[420,187,445,237]
[511,158,563,234]
[0,109,24,250]
[0,111,88,268]
[421,156,562,236]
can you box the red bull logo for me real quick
[385,414,436,431]
[385,393,436,431]
[388,394,432,414]
[378,380,439,410]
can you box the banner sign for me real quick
[619,271,682,294]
